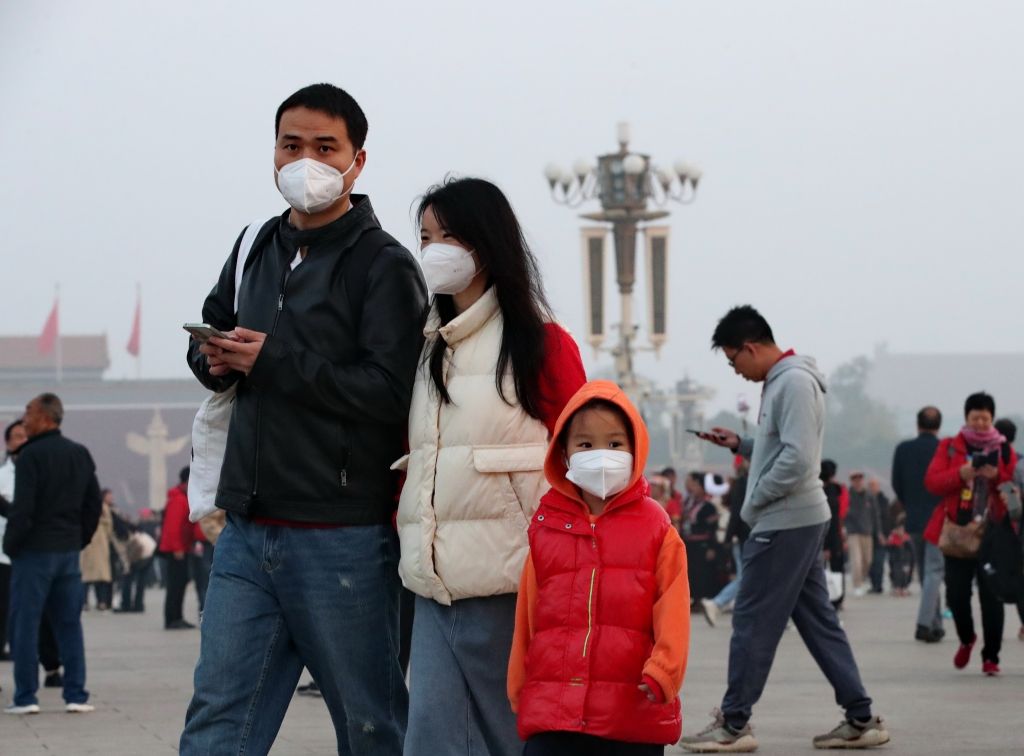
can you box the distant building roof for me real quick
[0,335,109,381]
[867,345,1024,426]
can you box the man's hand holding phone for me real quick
[204,327,267,377]
[693,426,740,452]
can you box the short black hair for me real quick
[916,406,942,432]
[560,398,635,451]
[179,466,190,484]
[711,305,775,351]
[688,472,706,490]
[4,419,23,443]
[275,83,368,149]
[660,467,676,477]
[820,459,837,481]
[995,418,1017,444]
[35,393,63,426]
[964,391,995,419]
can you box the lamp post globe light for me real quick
[545,122,700,399]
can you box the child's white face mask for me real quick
[566,450,633,500]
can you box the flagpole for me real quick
[55,284,62,384]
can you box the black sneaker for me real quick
[915,625,943,643]
[165,619,196,630]
[296,681,322,698]
[44,671,63,688]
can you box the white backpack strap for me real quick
[233,218,274,314]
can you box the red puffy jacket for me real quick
[514,479,684,744]
[923,434,1016,545]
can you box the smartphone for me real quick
[688,429,723,441]
[971,450,998,469]
[183,323,229,343]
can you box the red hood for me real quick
[543,380,650,514]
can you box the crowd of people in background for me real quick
[643,392,1024,688]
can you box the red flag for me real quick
[126,293,141,357]
[38,300,59,354]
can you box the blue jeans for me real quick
[722,524,872,730]
[180,515,407,755]
[404,594,520,756]
[712,542,745,609]
[9,550,89,706]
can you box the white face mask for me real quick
[565,449,634,500]
[419,242,478,295]
[275,156,358,214]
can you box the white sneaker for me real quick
[853,586,869,598]
[701,599,720,627]
[65,702,95,713]
[4,703,40,715]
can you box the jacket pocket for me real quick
[472,444,547,520]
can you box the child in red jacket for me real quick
[507,381,690,755]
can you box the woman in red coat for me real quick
[924,392,1017,676]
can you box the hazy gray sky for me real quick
[2,1,1021,415]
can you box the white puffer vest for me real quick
[395,288,549,605]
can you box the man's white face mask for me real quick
[275,156,357,214]
[565,449,634,500]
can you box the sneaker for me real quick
[852,586,869,598]
[678,709,758,753]
[954,636,976,669]
[914,625,943,643]
[65,702,95,713]
[4,703,40,715]
[44,671,63,688]
[982,661,1000,677]
[701,599,720,628]
[165,619,196,630]
[296,680,322,698]
[813,716,890,749]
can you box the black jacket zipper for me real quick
[251,262,293,499]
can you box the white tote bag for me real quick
[825,568,845,603]
[188,219,271,522]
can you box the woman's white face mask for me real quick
[565,449,634,500]
[419,242,478,295]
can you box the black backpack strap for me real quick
[341,228,399,329]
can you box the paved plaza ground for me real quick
[2,587,1022,755]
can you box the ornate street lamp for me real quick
[545,122,700,396]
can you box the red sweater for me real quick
[159,484,194,553]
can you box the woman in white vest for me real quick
[398,178,586,756]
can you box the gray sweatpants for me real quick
[916,540,945,631]
[721,522,873,730]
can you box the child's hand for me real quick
[638,682,658,702]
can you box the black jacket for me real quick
[891,433,941,534]
[2,430,102,557]
[187,196,428,524]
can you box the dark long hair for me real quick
[416,177,552,419]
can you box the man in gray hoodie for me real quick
[680,306,888,753]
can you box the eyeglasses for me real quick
[726,344,751,369]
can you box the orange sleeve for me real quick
[642,527,690,703]
[507,553,538,713]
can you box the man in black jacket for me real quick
[179,84,426,756]
[891,406,944,643]
[3,393,101,714]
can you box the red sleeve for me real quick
[838,484,849,522]
[536,323,587,435]
[925,438,963,497]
